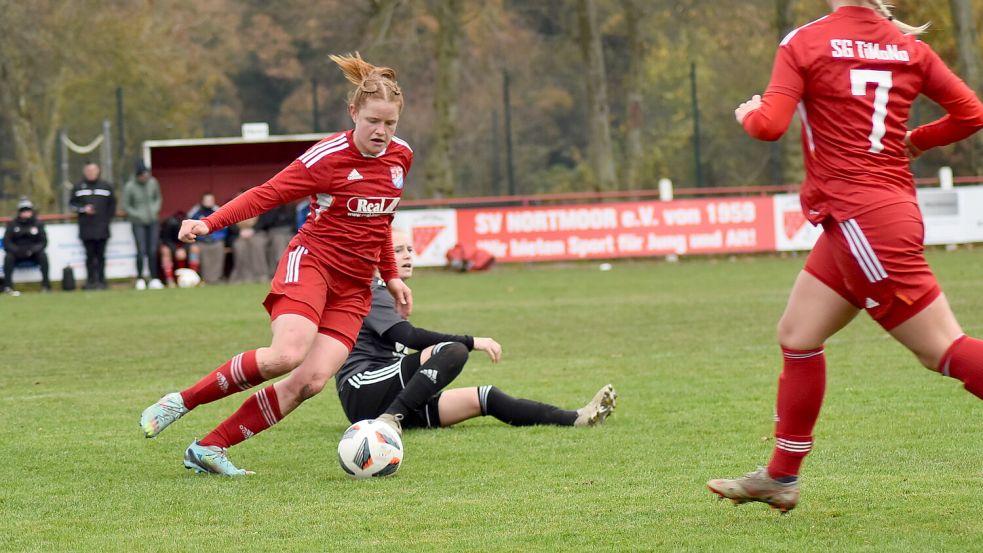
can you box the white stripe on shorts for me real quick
[284,246,307,284]
[839,219,887,283]
[348,361,402,389]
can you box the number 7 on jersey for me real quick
[850,69,893,154]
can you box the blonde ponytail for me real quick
[870,0,929,35]
[328,52,403,111]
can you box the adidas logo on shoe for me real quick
[347,169,363,180]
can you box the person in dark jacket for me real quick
[3,198,50,295]
[256,203,297,279]
[69,161,116,290]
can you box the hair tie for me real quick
[888,15,894,21]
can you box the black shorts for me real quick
[337,352,442,429]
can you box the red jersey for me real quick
[746,6,983,224]
[202,130,413,282]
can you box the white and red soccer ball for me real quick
[337,419,403,479]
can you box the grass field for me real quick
[2,250,983,552]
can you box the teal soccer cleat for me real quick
[140,392,189,438]
[183,441,254,476]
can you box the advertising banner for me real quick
[455,198,776,263]
[773,193,824,252]
[393,209,459,268]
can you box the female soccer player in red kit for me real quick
[707,1,983,511]
[140,53,415,476]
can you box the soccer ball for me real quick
[337,419,403,479]
[174,268,201,288]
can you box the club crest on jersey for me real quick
[390,165,404,189]
[347,197,400,217]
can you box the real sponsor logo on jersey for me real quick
[390,165,404,189]
[347,196,400,217]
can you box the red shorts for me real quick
[263,241,372,351]
[804,201,940,331]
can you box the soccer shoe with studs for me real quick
[376,413,404,437]
[707,467,800,513]
[574,384,618,427]
[140,392,189,438]
[183,441,254,476]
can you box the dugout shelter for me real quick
[142,131,324,216]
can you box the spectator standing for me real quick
[230,214,268,283]
[3,198,51,295]
[256,203,297,278]
[122,160,163,290]
[69,161,115,290]
[188,193,227,284]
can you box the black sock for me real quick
[478,385,577,426]
[385,342,468,417]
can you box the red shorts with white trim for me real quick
[804,201,941,331]
[263,240,372,351]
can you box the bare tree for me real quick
[622,0,645,189]
[0,1,78,208]
[577,0,618,190]
[362,0,404,61]
[424,0,463,197]
[949,0,983,172]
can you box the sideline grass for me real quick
[2,251,982,551]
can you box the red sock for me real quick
[180,350,264,410]
[767,346,826,479]
[199,385,283,449]
[939,335,983,399]
[162,257,174,283]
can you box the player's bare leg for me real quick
[890,293,983,400]
[888,294,963,370]
[274,333,351,415]
[709,271,858,512]
[437,387,483,426]
[776,271,859,350]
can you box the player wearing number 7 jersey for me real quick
[707,0,983,512]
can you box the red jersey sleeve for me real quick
[201,160,320,233]
[378,223,398,282]
[910,42,983,151]
[742,44,804,141]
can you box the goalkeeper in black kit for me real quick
[335,230,617,435]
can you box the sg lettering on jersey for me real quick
[830,39,909,62]
[347,197,400,217]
